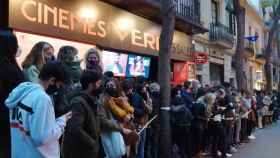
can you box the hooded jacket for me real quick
[5,82,66,158]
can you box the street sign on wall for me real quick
[194,52,208,64]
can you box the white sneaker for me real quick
[226,153,233,157]
[248,135,256,140]
[230,146,238,153]
[217,151,222,156]
[202,152,210,156]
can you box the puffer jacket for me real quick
[104,96,134,121]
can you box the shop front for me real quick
[6,0,195,81]
[208,50,225,86]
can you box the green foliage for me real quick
[261,0,279,8]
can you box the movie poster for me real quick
[102,51,128,77]
[126,55,151,78]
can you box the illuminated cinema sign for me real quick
[9,0,193,61]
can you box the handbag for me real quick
[101,131,126,158]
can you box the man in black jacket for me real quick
[0,28,25,158]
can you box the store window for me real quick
[15,32,95,69]
[196,64,203,71]
[196,74,202,83]
[210,63,224,85]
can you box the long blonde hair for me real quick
[22,42,53,70]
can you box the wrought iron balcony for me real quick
[244,40,255,57]
[157,0,201,25]
[100,0,207,35]
[209,22,234,49]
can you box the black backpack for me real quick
[171,104,193,126]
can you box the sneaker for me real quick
[217,151,222,156]
[248,135,256,140]
[226,153,233,157]
[202,152,210,156]
[230,146,238,153]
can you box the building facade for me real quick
[2,0,208,82]
[243,0,268,91]
[194,0,236,86]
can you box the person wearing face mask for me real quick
[147,82,160,158]
[208,89,229,158]
[5,62,71,158]
[62,70,104,158]
[63,70,129,158]
[122,79,149,158]
[0,28,25,158]
[103,78,134,122]
[57,46,82,90]
[22,42,55,83]
[85,48,103,74]
[194,93,216,158]
[47,46,82,118]
[100,78,137,158]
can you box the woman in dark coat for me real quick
[0,28,25,158]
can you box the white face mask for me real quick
[16,47,22,58]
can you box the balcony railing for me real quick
[209,22,234,48]
[101,0,207,34]
[153,0,201,24]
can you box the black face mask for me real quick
[46,84,60,96]
[45,56,56,63]
[106,87,118,97]
[151,92,160,97]
[126,91,133,98]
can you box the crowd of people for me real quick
[1,28,280,158]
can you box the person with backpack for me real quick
[5,62,71,158]
[181,81,194,109]
[193,92,215,158]
[208,89,228,158]
[171,86,193,158]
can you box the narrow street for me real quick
[233,122,280,158]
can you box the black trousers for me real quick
[172,125,192,158]
[240,118,248,141]
[209,122,227,158]
[145,125,160,158]
[0,110,11,158]
[202,127,211,152]
[224,123,234,153]
[191,121,206,157]
[247,120,255,137]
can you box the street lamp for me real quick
[80,7,98,21]
[117,17,135,30]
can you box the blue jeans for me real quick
[137,129,146,158]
